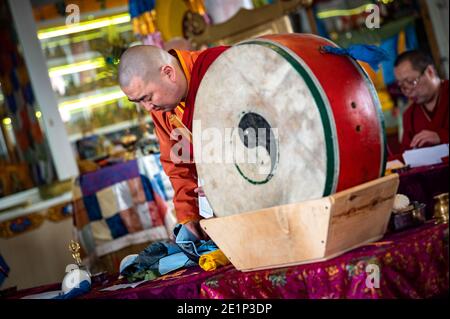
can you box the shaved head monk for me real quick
[394,50,448,151]
[118,44,229,239]
[119,45,188,113]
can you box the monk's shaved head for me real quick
[118,45,188,113]
[118,45,177,88]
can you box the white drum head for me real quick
[193,43,337,217]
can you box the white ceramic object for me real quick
[61,269,91,294]
[393,194,410,212]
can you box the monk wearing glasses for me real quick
[394,50,448,151]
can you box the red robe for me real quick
[401,80,449,152]
[149,46,229,224]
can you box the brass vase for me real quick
[434,193,449,224]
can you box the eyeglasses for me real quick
[396,68,426,91]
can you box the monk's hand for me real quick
[410,130,440,148]
[194,186,205,197]
[184,220,209,241]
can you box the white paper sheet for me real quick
[99,279,149,292]
[198,178,214,219]
[21,290,63,299]
[403,144,449,168]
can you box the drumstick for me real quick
[169,114,192,144]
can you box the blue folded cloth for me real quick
[321,44,390,71]
[0,254,9,287]
[120,224,219,279]
[52,280,91,299]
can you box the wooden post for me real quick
[305,6,318,35]
[418,0,444,78]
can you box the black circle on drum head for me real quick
[234,112,279,185]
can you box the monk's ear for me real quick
[425,64,437,78]
[161,65,176,81]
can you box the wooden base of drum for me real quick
[200,174,399,272]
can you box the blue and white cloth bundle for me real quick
[120,223,218,281]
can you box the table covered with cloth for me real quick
[3,164,449,299]
[200,222,448,299]
[5,222,448,299]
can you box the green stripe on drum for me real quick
[239,40,336,196]
[234,164,274,185]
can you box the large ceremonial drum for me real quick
[193,33,386,217]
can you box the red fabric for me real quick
[200,223,448,299]
[7,223,448,299]
[6,164,448,299]
[401,80,449,152]
[182,46,230,131]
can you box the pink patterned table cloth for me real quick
[200,222,449,299]
[4,164,448,299]
[4,222,448,299]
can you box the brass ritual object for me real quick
[69,240,82,266]
[433,193,449,224]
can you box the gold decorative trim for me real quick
[0,201,72,238]
[46,202,73,222]
[186,0,304,49]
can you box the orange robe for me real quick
[149,49,203,224]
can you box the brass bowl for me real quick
[411,202,426,223]
[434,193,449,224]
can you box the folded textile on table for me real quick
[52,280,91,299]
[199,249,230,271]
[120,223,218,282]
